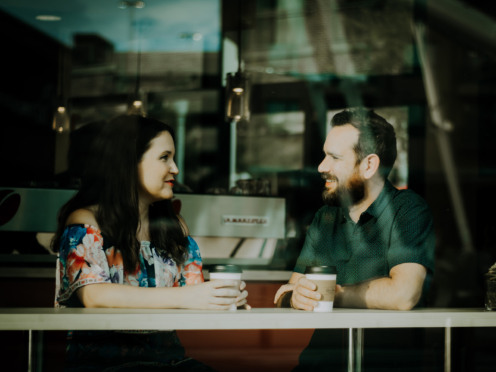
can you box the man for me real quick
[274,108,435,370]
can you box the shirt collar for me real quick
[363,179,396,218]
[340,180,396,222]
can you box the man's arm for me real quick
[335,262,426,310]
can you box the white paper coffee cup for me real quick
[208,265,243,311]
[305,266,337,312]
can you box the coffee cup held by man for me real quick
[274,108,435,369]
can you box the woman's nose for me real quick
[170,160,179,175]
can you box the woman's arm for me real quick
[77,279,244,310]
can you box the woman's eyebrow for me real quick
[160,150,172,156]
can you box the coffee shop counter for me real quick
[2,308,495,372]
[0,267,292,281]
[2,307,495,330]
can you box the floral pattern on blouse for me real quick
[55,224,204,308]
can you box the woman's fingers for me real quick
[210,279,239,288]
[236,298,247,307]
[213,288,240,297]
[236,290,248,301]
[210,296,237,305]
[239,281,247,290]
[207,303,232,311]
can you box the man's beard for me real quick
[321,169,365,207]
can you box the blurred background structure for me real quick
[1,0,496,371]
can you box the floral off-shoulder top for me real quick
[55,224,204,308]
[54,224,216,372]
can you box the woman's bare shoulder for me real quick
[177,215,189,236]
[66,206,99,228]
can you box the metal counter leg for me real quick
[348,328,364,372]
[28,330,33,372]
[445,326,451,372]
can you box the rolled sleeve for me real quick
[388,203,436,274]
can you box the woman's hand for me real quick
[181,279,243,310]
[236,281,251,310]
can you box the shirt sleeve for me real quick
[176,236,204,286]
[387,200,436,274]
[293,209,324,274]
[55,225,111,308]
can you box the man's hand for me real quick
[274,273,326,311]
[291,276,322,311]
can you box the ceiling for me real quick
[0,0,221,52]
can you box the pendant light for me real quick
[52,105,70,133]
[225,0,250,122]
[120,1,147,116]
[53,50,70,133]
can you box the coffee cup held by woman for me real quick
[52,115,248,371]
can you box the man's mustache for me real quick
[321,172,338,182]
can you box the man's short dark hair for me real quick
[331,107,397,178]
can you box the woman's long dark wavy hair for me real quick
[52,115,188,272]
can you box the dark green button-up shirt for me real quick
[294,180,435,305]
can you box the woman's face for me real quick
[138,131,178,204]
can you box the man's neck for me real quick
[347,178,386,223]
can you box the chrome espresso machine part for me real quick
[0,188,286,266]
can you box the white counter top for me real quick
[0,268,292,281]
[0,308,494,331]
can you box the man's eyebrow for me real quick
[323,150,343,158]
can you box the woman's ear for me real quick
[362,154,380,180]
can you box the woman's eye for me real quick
[161,156,168,161]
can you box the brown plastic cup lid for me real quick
[209,264,243,274]
[304,266,337,275]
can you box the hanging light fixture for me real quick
[52,104,70,132]
[225,0,250,122]
[119,1,147,116]
[53,50,70,133]
[226,71,249,121]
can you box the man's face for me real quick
[318,125,365,207]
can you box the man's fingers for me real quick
[298,277,317,290]
[296,285,321,300]
[293,296,314,311]
[274,287,285,303]
[274,284,293,303]
[295,293,318,308]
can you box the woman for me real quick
[53,115,249,371]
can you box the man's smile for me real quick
[325,180,337,188]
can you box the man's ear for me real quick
[362,154,380,180]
